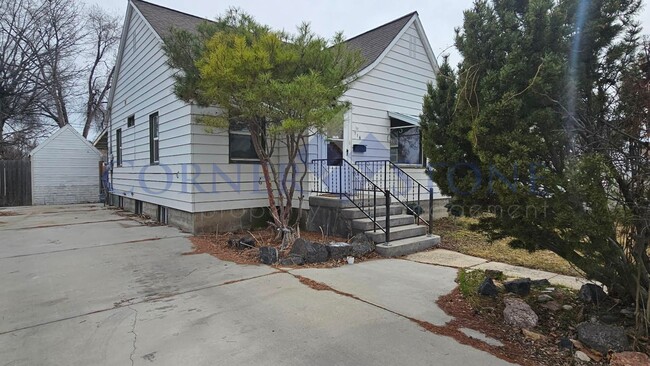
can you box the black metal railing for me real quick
[355,160,434,235]
[311,159,390,242]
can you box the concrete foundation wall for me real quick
[306,203,353,239]
[108,194,271,234]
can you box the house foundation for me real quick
[110,195,271,234]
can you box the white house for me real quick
[107,0,448,250]
[30,124,102,205]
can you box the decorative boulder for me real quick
[558,337,573,351]
[578,284,608,305]
[229,236,256,250]
[259,246,278,265]
[478,278,499,297]
[504,278,532,296]
[576,322,629,354]
[485,269,504,279]
[279,254,305,266]
[290,238,329,263]
[610,352,650,366]
[326,242,352,260]
[503,297,538,328]
[531,279,551,288]
[350,233,375,256]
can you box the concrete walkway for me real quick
[0,205,515,366]
[406,249,590,290]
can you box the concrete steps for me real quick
[341,205,403,219]
[351,214,415,231]
[365,224,427,243]
[308,193,440,257]
[375,235,441,257]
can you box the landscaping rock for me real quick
[327,242,352,260]
[485,269,503,279]
[562,305,574,311]
[575,351,591,362]
[259,246,278,265]
[576,322,629,354]
[290,238,329,263]
[578,283,607,304]
[478,278,499,297]
[350,233,375,256]
[504,278,532,296]
[229,236,256,250]
[610,352,650,366]
[558,337,573,351]
[531,279,551,288]
[503,298,538,328]
[620,308,635,319]
[537,294,554,303]
[522,329,546,341]
[279,254,304,266]
[541,300,562,312]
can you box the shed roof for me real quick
[30,124,101,157]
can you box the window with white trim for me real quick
[229,119,261,162]
[390,126,422,165]
[116,128,122,167]
[149,112,159,165]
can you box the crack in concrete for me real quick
[0,236,189,260]
[128,307,138,366]
[0,271,281,336]
[285,271,520,366]
[3,218,130,231]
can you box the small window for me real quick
[229,119,260,162]
[134,200,143,215]
[127,115,135,128]
[149,112,159,165]
[117,196,124,209]
[116,128,122,167]
[390,126,422,165]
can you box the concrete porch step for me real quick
[366,224,427,244]
[309,194,388,209]
[351,214,415,231]
[340,205,403,219]
[375,235,441,257]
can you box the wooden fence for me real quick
[0,160,31,207]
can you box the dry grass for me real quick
[435,217,582,277]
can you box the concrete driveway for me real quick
[0,205,515,366]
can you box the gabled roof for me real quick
[30,124,101,157]
[344,12,417,72]
[126,2,434,75]
[131,0,209,38]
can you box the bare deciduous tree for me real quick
[82,6,121,138]
[0,0,122,156]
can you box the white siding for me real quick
[188,105,302,212]
[31,126,102,205]
[340,21,443,198]
[109,7,194,212]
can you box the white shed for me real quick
[30,125,102,205]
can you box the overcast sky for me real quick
[84,0,649,67]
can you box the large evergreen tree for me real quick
[163,9,362,247]
[422,0,649,332]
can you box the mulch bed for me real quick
[436,289,579,366]
[0,211,19,216]
[186,228,381,268]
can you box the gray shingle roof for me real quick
[344,12,417,71]
[131,0,209,38]
[132,0,415,72]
